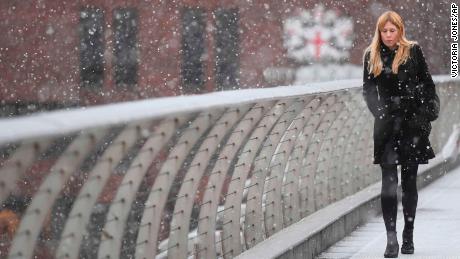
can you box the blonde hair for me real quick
[363,11,417,76]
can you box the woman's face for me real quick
[380,21,399,49]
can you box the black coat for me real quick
[362,43,440,165]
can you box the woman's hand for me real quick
[405,112,432,136]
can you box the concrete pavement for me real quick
[317,164,460,258]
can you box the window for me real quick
[79,8,105,88]
[113,8,138,87]
[214,8,239,90]
[181,8,206,94]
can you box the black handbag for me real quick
[412,47,440,122]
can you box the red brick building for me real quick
[0,0,452,116]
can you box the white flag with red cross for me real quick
[283,4,354,64]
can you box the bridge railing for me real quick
[0,76,458,259]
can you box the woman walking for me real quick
[362,11,440,258]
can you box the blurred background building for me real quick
[0,0,452,116]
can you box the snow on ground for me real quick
[317,163,460,258]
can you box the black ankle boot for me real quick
[401,228,414,254]
[384,231,399,258]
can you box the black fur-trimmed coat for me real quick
[362,43,440,165]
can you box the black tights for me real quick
[380,164,419,233]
